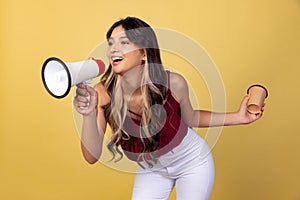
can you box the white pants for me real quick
[132,128,215,200]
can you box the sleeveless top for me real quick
[120,72,189,161]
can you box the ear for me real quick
[140,49,147,61]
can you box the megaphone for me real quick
[41,57,105,98]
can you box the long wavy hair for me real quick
[101,17,168,166]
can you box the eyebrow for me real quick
[109,35,128,41]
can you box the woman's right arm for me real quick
[74,83,110,164]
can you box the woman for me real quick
[74,16,264,200]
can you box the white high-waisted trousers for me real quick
[131,128,215,200]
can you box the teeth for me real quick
[112,57,123,61]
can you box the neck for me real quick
[120,66,143,97]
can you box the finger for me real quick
[74,105,89,115]
[242,94,250,105]
[86,85,97,97]
[76,83,86,89]
[254,110,263,120]
[239,95,250,113]
[261,103,266,111]
[75,95,89,103]
[74,98,88,108]
[78,102,89,108]
[86,86,98,108]
[76,87,89,97]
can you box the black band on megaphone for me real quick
[41,57,72,99]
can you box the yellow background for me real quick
[1,0,300,199]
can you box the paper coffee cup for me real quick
[246,84,268,114]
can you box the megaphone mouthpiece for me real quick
[90,58,105,76]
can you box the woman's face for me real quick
[107,25,145,75]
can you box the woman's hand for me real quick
[73,83,98,116]
[237,94,265,124]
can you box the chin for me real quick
[112,68,124,75]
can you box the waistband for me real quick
[138,128,211,169]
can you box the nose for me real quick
[109,42,121,53]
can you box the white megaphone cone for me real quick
[41,57,105,98]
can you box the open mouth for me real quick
[111,56,124,65]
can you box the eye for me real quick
[121,40,130,45]
[108,41,113,46]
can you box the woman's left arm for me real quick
[169,72,264,128]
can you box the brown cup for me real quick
[246,84,268,114]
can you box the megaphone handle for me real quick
[80,79,92,110]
